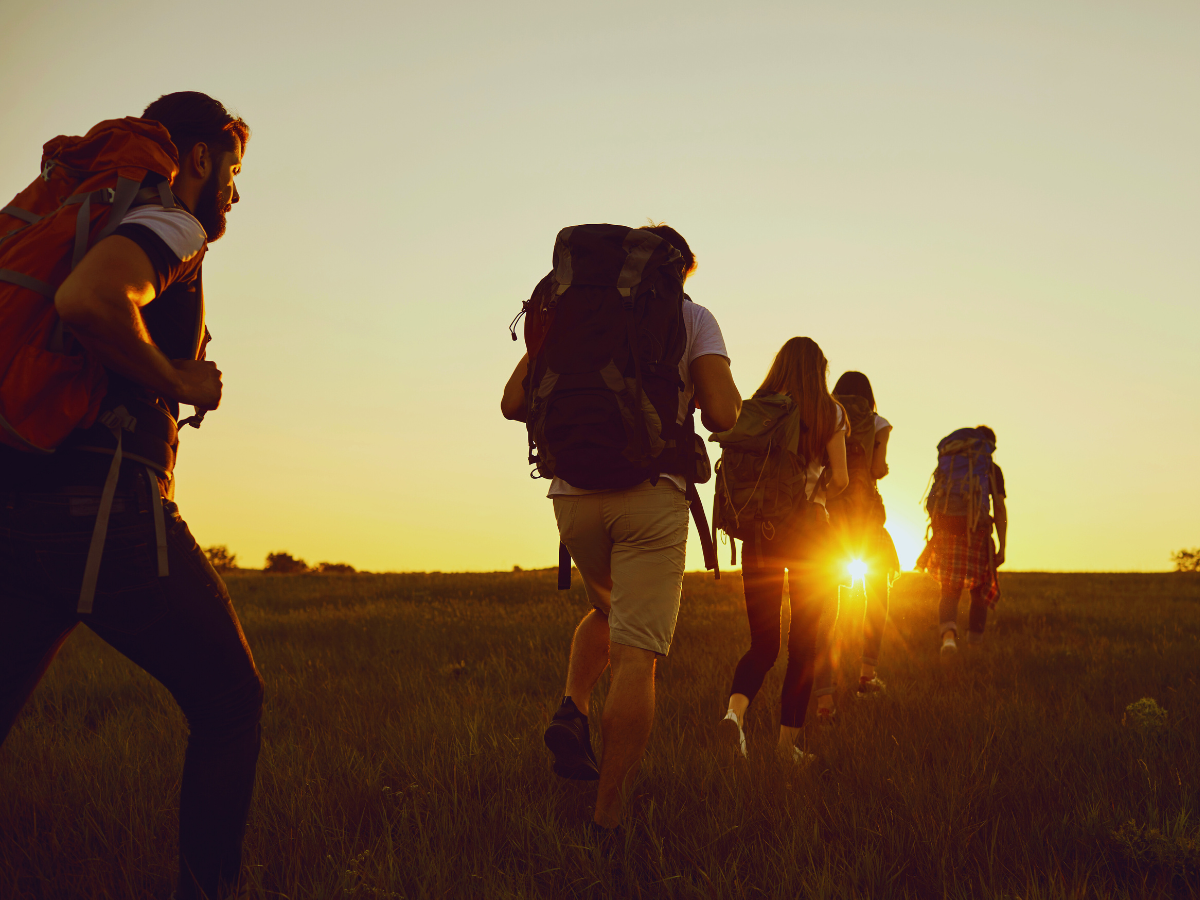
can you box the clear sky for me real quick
[2,1,1196,572]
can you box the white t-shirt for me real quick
[548,297,729,497]
[874,413,891,435]
[805,404,847,507]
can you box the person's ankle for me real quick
[559,695,588,718]
[860,663,876,680]
[817,696,834,711]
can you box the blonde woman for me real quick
[717,337,847,762]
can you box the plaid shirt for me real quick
[917,526,1000,607]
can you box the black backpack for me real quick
[511,224,717,581]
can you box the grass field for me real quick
[1,569,1198,899]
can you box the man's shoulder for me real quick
[122,205,206,263]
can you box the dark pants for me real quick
[0,485,263,900]
[861,572,890,666]
[938,583,989,640]
[730,535,837,728]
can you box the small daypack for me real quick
[833,393,877,508]
[512,224,717,583]
[711,392,824,566]
[926,427,995,532]
[0,117,183,612]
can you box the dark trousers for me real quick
[860,572,890,666]
[0,486,263,900]
[938,583,989,639]
[730,539,836,728]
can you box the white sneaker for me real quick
[941,634,958,655]
[718,710,748,758]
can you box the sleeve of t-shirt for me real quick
[687,303,730,365]
[991,463,1006,498]
[112,206,206,294]
[874,414,892,433]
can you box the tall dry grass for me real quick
[1,570,1197,898]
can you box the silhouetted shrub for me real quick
[1171,548,1200,572]
[204,545,238,571]
[264,552,310,574]
[315,562,355,575]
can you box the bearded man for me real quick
[0,92,262,900]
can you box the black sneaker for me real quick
[856,675,886,695]
[544,697,600,781]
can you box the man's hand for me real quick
[172,359,222,409]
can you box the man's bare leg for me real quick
[594,643,656,829]
[564,609,610,715]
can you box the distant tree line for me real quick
[203,546,357,575]
[1172,548,1200,572]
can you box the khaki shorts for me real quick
[553,480,690,656]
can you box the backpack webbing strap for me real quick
[558,542,572,590]
[157,181,175,209]
[71,193,93,269]
[77,419,128,614]
[95,177,142,244]
[686,477,719,579]
[0,409,53,453]
[145,466,169,577]
[1,206,40,224]
[0,268,56,298]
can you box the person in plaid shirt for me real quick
[916,426,1008,654]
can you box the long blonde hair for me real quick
[758,337,844,461]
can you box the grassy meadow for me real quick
[1,568,1198,899]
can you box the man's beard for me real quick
[194,174,228,242]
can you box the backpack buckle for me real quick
[41,159,57,182]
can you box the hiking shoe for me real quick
[717,710,748,758]
[544,697,599,781]
[856,675,886,695]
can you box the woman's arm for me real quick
[500,353,529,420]
[993,491,1007,566]
[871,426,892,480]
[824,431,849,499]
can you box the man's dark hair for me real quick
[976,425,997,444]
[832,371,875,411]
[142,91,250,161]
[640,222,697,278]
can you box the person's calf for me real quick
[594,644,656,828]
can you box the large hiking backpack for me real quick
[0,117,183,612]
[512,223,716,582]
[0,117,179,452]
[711,391,824,565]
[925,427,995,532]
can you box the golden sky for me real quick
[2,1,1196,572]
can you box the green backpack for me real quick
[710,392,823,565]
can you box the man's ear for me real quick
[185,142,212,180]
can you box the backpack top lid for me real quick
[711,391,809,459]
[936,427,995,458]
[550,224,680,291]
[43,117,178,182]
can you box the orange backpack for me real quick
[0,117,179,453]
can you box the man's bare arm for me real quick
[501,353,529,420]
[55,235,221,408]
[692,354,740,433]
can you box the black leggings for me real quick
[730,544,836,729]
